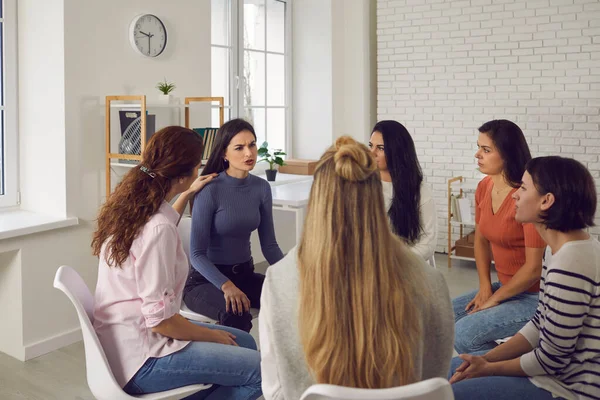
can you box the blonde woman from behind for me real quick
[258,136,455,400]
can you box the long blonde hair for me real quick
[298,136,425,389]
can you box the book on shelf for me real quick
[457,196,474,225]
[451,194,461,222]
[451,194,474,224]
[193,128,219,161]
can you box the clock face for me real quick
[129,14,167,58]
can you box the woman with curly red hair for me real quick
[91,126,262,399]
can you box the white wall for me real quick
[376,0,600,253]
[292,0,377,159]
[331,0,378,144]
[292,0,334,159]
[0,0,211,361]
[18,0,67,217]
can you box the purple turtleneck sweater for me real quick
[189,171,284,288]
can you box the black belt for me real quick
[215,258,254,276]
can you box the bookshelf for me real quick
[447,176,478,268]
[104,95,224,196]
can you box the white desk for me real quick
[271,179,313,242]
[254,172,312,187]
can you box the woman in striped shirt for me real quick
[449,156,600,400]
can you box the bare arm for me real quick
[172,174,217,217]
[483,333,534,362]
[172,191,194,217]
[465,225,495,312]
[450,353,527,384]
[451,334,532,383]
[151,313,237,345]
[474,224,493,290]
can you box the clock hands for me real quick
[137,30,156,55]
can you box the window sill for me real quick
[0,210,79,240]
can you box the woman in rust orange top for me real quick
[452,120,546,355]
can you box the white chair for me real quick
[177,216,259,323]
[53,265,212,400]
[177,216,219,324]
[179,301,218,323]
[300,377,454,400]
[427,255,437,268]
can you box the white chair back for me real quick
[178,216,193,259]
[176,217,219,324]
[427,255,437,268]
[300,377,454,400]
[53,265,210,399]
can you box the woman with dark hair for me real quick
[452,120,547,355]
[183,118,284,333]
[91,126,262,399]
[368,120,438,263]
[449,156,599,400]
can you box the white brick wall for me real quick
[377,0,600,253]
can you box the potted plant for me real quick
[258,142,286,181]
[156,78,176,104]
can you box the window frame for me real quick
[211,0,293,155]
[0,0,19,208]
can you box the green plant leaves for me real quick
[257,141,286,169]
[156,78,176,95]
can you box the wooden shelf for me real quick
[447,175,482,268]
[457,181,479,191]
[449,253,475,262]
[449,250,494,264]
[110,161,208,169]
[110,162,137,169]
[105,95,224,196]
[450,220,476,227]
[108,102,224,109]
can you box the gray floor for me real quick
[0,253,488,400]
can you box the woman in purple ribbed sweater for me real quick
[183,119,284,332]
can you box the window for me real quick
[0,0,17,208]
[211,0,291,152]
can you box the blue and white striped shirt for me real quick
[520,237,600,400]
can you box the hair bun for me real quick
[332,136,377,182]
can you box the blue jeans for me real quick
[452,282,538,354]
[449,352,562,400]
[123,322,261,400]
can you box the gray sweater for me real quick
[259,248,455,400]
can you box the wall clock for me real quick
[129,14,167,58]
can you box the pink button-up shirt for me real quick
[93,202,190,387]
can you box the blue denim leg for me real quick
[452,282,503,323]
[448,352,561,400]
[453,284,539,354]
[124,322,261,400]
